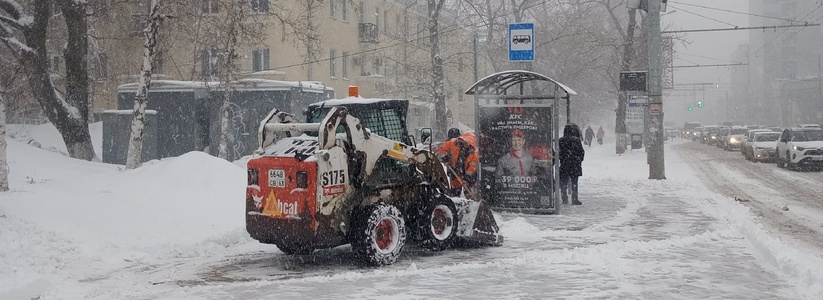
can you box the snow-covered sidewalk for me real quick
[1,125,822,299]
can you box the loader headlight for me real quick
[247,169,259,186]
[296,171,309,189]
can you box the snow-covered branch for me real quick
[0,0,25,21]
[0,35,33,53]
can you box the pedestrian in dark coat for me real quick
[584,125,595,147]
[559,124,585,205]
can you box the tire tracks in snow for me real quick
[673,142,823,256]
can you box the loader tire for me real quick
[351,203,406,266]
[418,195,457,251]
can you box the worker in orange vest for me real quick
[438,128,479,196]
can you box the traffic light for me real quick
[688,107,692,111]
[697,101,703,108]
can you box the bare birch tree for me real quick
[0,88,8,191]
[428,0,448,139]
[126,0,169,169]
[0,0,96,160]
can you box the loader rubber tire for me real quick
[417,195,457,251]
[351,203,406,266]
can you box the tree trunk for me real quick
[615,8,637,154]
[428,0,447,140]
[218,7,239,160]
[10,0,95,160]
[0,91,8,192]
[126,0,164,169]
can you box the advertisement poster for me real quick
[477,105,553,209]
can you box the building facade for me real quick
[746,0,823,125]
[81,0,487,129]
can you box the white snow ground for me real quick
[1,123,822,299]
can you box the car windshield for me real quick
[793,130,823,142]
[755,133,780,142]
[732,129,748,135]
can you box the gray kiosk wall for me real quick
[101,110,159,164]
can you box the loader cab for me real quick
[305,98,412,144]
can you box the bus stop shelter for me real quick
[465,70,577,214]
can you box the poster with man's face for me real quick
[477,105,553,209]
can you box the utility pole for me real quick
[647,0,665,180]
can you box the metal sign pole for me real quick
[553,84,560,212]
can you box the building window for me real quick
[329,0,336,17]
[383,10,388,34]
[342,51,349,79]
[153,51,164,74]
[251,48,270,72]
[251,0,269,13]
[358,55,366,76]
[201,0,219,14]
[358,1,365,23]
[201,48,219,78]
[329,49,337,77]
[403,14,409,40]
[395,15,400,37]
[373,57,383,76]
[342,0,348,21]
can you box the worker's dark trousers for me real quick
[559,173,579,204]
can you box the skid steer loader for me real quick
[245,88,503,266]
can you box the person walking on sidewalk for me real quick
[596,126,605,145]
[560,124,585,205]
[584,125,594,147]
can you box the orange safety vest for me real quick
[438,132,478,188]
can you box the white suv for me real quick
[776,128,823,170]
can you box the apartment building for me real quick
[78,0,486,128]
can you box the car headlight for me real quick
[712,136,716,139]
[792,145,806,151]
[730,138,738,143]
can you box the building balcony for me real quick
[358,23,379,43]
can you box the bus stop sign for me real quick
[509,23,534,61]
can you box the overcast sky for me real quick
[663,0,751,86]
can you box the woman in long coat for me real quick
[559,124,585,205]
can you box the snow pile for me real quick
[0,125,249,298]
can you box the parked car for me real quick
[722,126,749,151]
[798,124,821,129]
[692,126,704,141]
[714,126,730,147]
[703,126,720,145]
[683,122,701,139]
[747,132,781,162]
[776,128,823,170]
[741,129,772,159]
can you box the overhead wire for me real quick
[668,1,807,24]
[667,4,738,27]
[716,1,823,83]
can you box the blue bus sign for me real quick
[509,23,534,61]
